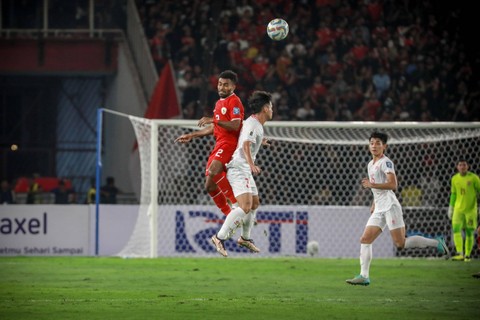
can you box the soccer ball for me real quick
[267,18,289,41]
[306,240,319,257]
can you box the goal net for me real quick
[114,113,480,258]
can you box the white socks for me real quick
[241,209,257,240]
[404,236,438,249]
[217,207,246,240]
[360,243,372,278]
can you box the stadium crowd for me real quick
[137,0,478,121]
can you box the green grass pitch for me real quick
[1,256,479,319]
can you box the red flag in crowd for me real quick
[144,61,181,119]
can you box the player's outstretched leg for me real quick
[346,275,370,286]
[237,236,260,253]
[436,236,450,256]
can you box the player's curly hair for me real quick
[370,131,388,144]
[218,70,238,84]
[248,91,272,114]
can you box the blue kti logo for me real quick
[174,210,309,254]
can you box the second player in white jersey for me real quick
[226,115,264,197]
[228,116,264,171]
[346,131,449,286]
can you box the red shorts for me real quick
[205,142,236,176]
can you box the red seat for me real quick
[14,177,72,192]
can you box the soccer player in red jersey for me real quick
[175,70,244,215]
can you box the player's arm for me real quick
[448,177,457,219]
[474,175,480,217]
[449,186,457,207]
[475,174,480,195]
[175,125,213,143]
[216,119,242,131]
[198,117,213,127]
[243,140,261,175]
[449,176,457,206]
[262,137,272,147]
[361,172,397,191]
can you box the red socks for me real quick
[212,172,237,204]
[208,189,231,216]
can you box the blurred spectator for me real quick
[356,93,381,121]
[150,25,169,72]
[330,72,349,96]
[0,180,16,204]
[401,182,422,207]
[52,179,76,204]
[372,66,391,99]
[101,176,120,204]
[86,178,96,204]
[26,175,42,204]
[311,184,332,205]
[295,100,316,120]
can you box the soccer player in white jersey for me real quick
[210,91,273,257]
[346,131,449,286]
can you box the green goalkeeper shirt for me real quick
[449,172,480,213]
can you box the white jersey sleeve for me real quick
[368,155,401,213]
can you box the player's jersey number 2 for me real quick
[215,148,224,157]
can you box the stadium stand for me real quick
[136,0,478,121]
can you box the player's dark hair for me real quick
[370,131,388,144]
[248,91,272,114]
[219,70,238,84]
[457,158,468,164]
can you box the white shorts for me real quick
[366,204,405,231]
[226,167,258,198]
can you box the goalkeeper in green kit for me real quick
[448,159,480,262]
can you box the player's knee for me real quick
[452,224,463,233]
[360,235,373,244]
[240,203,252,213]
[208,165,222,178]
[241,205,252,213]
[204,179,217,192]
[465,228,475,237]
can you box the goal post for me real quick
[98,109,480,258]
